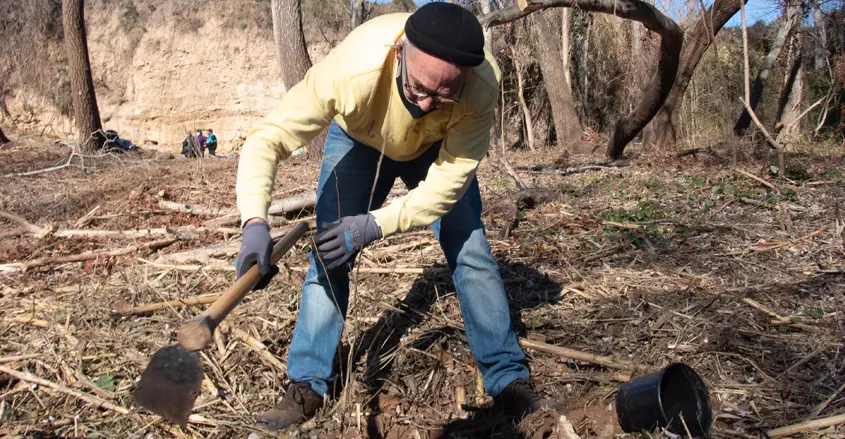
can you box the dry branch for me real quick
[2,144,80,177]
[0,365,130,415]
[2,316,50,328]
[526,165,616,176]
[0,365,214,425]
[742,298,788,323]
[738,3,784,176]
[499,157,529,191]
[811,382,845,417]
[734,169,779,192]
[153,221,314,264]
[1,214,229,241]
[137,259,234,272]
[202,192,317,227]
[113,294,222,315]
[767,413,845,437]
[73,205,100,228]
[157,200,233,217]
[519,338,651,374]
[0,354,40,363]
[0,211,50,237]
[0,238,178,273]
[51,226,240,239]
[231,327,287,374]
[481,0,683,159]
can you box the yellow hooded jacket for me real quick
[235,12,501,237]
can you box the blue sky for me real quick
[408,0,787,27]
[654,0,784,27]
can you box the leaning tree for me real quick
[481,0,683,159]
[642,0,748,148]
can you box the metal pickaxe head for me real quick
[133,344,203,427]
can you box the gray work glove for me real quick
[235,221,278,290]
[315,213,383,271]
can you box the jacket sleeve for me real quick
[371,101,494,237]
[235,47,360,225]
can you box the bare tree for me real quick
[531,12,582,149]
[643,0,747,148]
[775,33,804,149]
[483,0,683,159]
[62,0,105,152]
[270,0,326,158]
[0,127,10,145]
[733,1,803,136]
[271,0,312,91]
[631,0,655,91]
[813,0,827,71]
[479,0,494,54]
[350,0,364,29]
[511,30,536,151]
[561,8,572,89]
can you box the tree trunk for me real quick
[561,8,572,89]
[733,2,802,136]
[632,0,654,93]
[350,0,364,29]
[642,0,747,148]
[270,0,323,159]
[578,14,593,107]
[813,0,827,71]
[631,16,641,56]
[62,0,105,153]
[775,34,803,150]
[480,0,494,54]
[482,0,683,159]
[271,0,312,92]
[512,52,536,151]
[0,127,10,145]
[531,12,582,149]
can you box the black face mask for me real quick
[396,75,432,120]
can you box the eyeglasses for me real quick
[401,44,464,106]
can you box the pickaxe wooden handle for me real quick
[176,222,309,351]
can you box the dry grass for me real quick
[0,131,843,439]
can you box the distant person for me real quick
[181,130,195,158]
[195,129,207,156]
[206,129,218,156]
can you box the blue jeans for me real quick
[286,122,529,397]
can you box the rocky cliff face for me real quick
[5,1,331,153]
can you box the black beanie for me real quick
[404,2,485,67]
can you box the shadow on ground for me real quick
[323,260,563,439]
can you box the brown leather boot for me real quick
[493,378,561,420]
[255,381,323,431]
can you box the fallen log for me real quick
[203,192,317,227]
[51,226,241,239]
[157,200,233,216]
[153,219,315,265]
[0,238,178,273]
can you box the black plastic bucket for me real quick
[615,362,712,437]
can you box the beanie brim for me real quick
[405,21,484,67]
